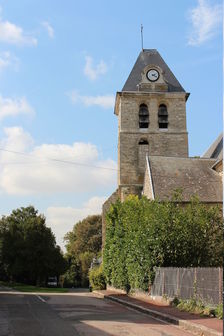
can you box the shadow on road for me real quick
[0,291,195,336]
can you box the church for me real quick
[102,49,223,243]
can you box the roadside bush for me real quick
[173,297,223,319]
[103,194,223,292]
[171,296,180,306]
[89,265,106,290]
[215,303,223,319]
[103,200,129,291]
[177,298,201,313]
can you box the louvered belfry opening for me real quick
[139,104,149,128]
[158,104,168,129]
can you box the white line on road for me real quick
[36,295,46,303]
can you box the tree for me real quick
[65,215,102,255]
[0,206,67,285]
[64,215,102,287]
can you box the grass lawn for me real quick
[0,281,68,293]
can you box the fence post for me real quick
[176,268,180,297]
[162,269,165,297]
[218,267,223,304]
[194,268,197,298]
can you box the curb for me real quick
[94,291,222,336]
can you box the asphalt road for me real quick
[0,289,195,336]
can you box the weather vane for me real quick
[141,24,144,51]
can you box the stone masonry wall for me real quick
[118,92,188,187]
[143,161,154,200]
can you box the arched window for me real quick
[158,104,168,129]
[139,104,149,129]
[139,139,149,145]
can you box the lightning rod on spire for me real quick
[141,24,144,51]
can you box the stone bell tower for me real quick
[114,49,189,201]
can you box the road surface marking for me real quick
[36,295,46,303]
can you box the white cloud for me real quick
[0,127,117,195]
[188,0,222,46]
[0,95,34,120]
[0,14,37,45]
[46,196,106,249]
[0,51,11,71]
[41,21,54,38]
[68,90,115,109]
[1,127,34,152]
[0,51,19,73]
[84,56,108,80]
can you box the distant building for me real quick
[102,49,222,244]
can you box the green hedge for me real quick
[89,265,106,290]
[103,195,223,292]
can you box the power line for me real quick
[0,147,117,171]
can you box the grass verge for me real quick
[0,281,68,293]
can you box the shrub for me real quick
[215,303,223,319]
[177,298,200,313]
[174,298,223,318]
[202,306,215,317]
[172,296,180,306]
[103,195,223,292]
[89,265,106,291]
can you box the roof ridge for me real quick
[202,133,223,159]
[147,155,216,160]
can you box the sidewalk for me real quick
[94,290,223,336]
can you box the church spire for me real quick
[122,49,186,94]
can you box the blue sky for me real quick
[0,0,222,249]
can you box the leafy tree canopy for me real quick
[64,215,102,287]
[0,206,67,285]
[65,215,102,256]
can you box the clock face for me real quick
[147,69,160,82]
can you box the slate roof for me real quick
[203,133,223,160]
[146,156,222,203]
[122,49,185,93]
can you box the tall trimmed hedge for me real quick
[103,195,223,292]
